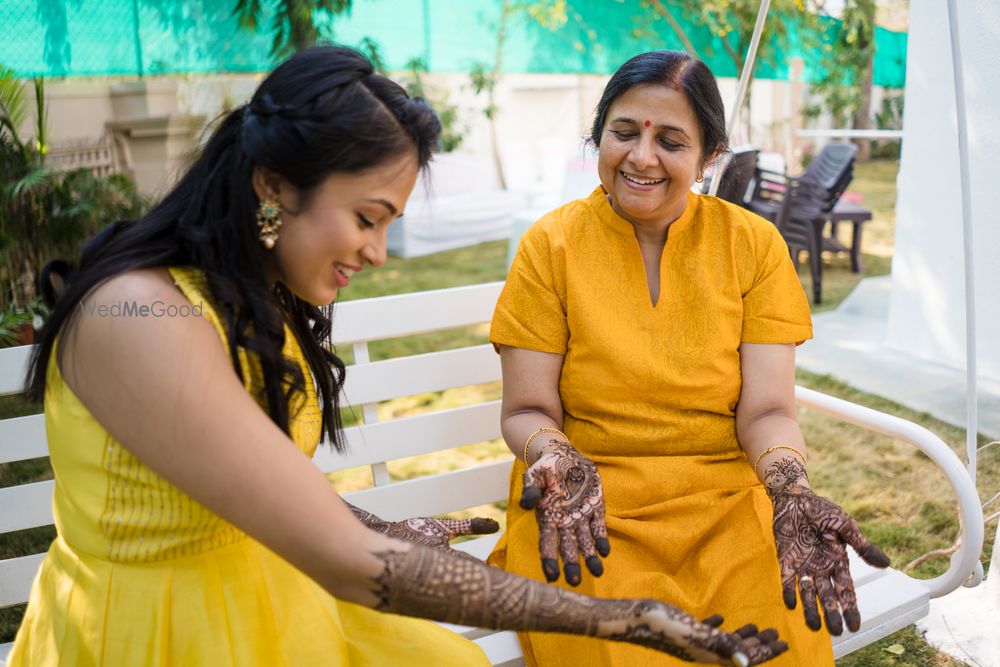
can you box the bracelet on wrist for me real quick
[522,427,567,465]
[752,445,807,478]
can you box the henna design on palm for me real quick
[371,544,788,664]
[520,439,610,585]
[765,457,890,635]
[349,503,499,550]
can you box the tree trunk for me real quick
[648,0,702,59]
[850,0,877,161]
[488,0,510,190]
[289,0,318,52]
[852,53,874,161]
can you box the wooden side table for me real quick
[824,200,873,273]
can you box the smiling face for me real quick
[597,83,709,231]
[256,152,419,306]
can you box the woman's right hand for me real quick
[370,539,788,665]
[520,438,609,585]
[614,603,788,665]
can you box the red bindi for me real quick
[644,120,652,127]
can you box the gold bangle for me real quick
[522,427,567,465]
[753,445,807,477]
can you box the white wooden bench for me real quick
[0,282,985,665]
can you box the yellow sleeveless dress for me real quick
[489,189,835,666]
[8,266,489,666]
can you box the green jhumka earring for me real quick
[256,198,282,249]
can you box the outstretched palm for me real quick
[766,458,890,635]
[520,439,610,585]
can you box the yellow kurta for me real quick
[8,267,488,667]
[488,188,833,666]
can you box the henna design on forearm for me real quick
[370,544,788,664]
[765,456,890,635]
[347,502,498,549]
[520,439,609,585]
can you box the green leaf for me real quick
[357,37,385,73]
[0,65,28,144]
[6,166,54,199]
[883,643,905,656]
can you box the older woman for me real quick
[489,50,890,666]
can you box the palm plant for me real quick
[1,69,54,308]
[0,65,143,311]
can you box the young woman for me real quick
[490,50,890,666]
[9,46,786,666]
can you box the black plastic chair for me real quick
[704,148,759,205]
[746,143,858,304]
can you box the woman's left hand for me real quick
[349,501,499,550]
[383,516,500,549]
[765,458,890,636]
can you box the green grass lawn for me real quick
[3,159,993,664]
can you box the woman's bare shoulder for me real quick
[82,267,180,306]
[61,266,223,390]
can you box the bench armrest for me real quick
[794,385,985,597]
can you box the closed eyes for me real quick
[610,130,685,151]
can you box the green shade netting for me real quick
[1,0,905,86]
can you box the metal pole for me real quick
[945,0,978,481]
[709,0,771,197]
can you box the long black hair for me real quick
[25,45,442,453]
[590,50,729,162]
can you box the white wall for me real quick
[885,0,1000,382]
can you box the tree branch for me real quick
[648,0,702,59]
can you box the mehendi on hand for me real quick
[370,543,788,665]
[520,438,609,585]
[765,456,890,635]
[348,503,499,550]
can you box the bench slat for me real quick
[342,459,512,522]
[473,631,525,667]
[342,345,500,406]
[0,415,46,465]
[0,553,45,608]
[832,569,930,657]
[0,482,54,533]
[315,401,502,471]
[332,282,502,345]
[0,345,32,397]
[846,547,893,588]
